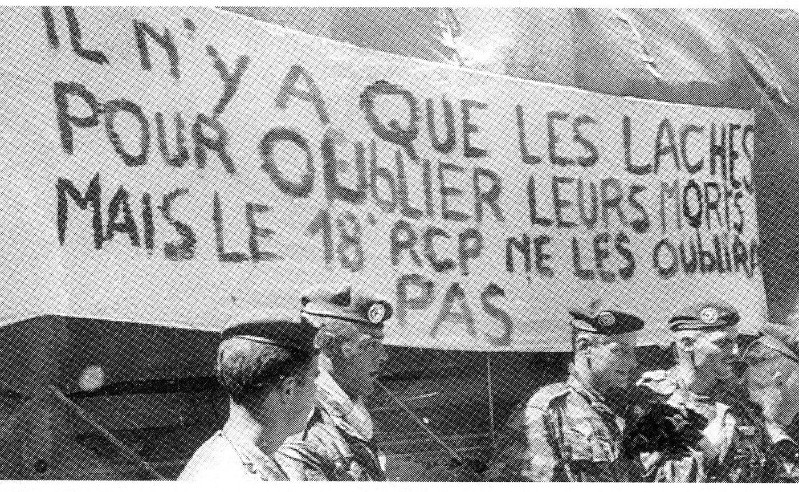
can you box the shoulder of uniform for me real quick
[637,369,668,382]
[303,418,354,461]
[636,369,677,396]
[276,433,342,481]
[526,382,569,411]
[179,434,249,480]
[276,437,326,466]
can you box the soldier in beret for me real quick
[486,300,644,481]
[632,300,772,482]
[740,324,799,481]
[178,309,319,481]
[276,284,392,481]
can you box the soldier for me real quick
[740,324,799,481]
[276,284,392,481]
[487,301,644,481]
[178,309,319,481]
[631,301,772,482]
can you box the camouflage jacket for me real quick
[486,375,641,482]
[634,368,782,482]
[765,421,799,482]
[178,430,288,481]
[276,370,385,481]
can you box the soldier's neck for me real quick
[321,354,362,402]
[674,363,715,396]
[572,368,609,403]
[225,403,285,455]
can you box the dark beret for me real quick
[746,323,799,362]
[751,334,799,362]
[669,301,740,332]
[568,302,644,335]
[222,308,318,355]
[301,284,393,327]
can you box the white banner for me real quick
[0,6,766,350]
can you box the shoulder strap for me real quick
[340,432,386,480]
[528,383,569,411]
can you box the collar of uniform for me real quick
[666,367,716,403]
[765,420,798,446]
[219,428,288,480]
[316,368,374,441]
[567,374,614,415]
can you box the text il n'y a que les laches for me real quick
[44,6,758,341]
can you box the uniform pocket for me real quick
[563,427,596,461]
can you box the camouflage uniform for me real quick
[764,422,799,482]
[275,283,392,481]
[488,302,644,482]
[741,329,799,482]
[179,430,288,481]
[627,301,792,482]
[276,368,386,481]
[488,374,641,481]
[635,368,773,482]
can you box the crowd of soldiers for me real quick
[179,284,390,480]
[486,300,799,482]
[177,283,799,482]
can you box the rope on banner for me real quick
[375,379,465,465]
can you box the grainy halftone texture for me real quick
[0,6,798,481]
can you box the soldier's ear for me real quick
[279,376,298,403]
[574,337,591,353]
[677,336,696,352]
[341,334,369,359]
[573,332,594,352]
[340,342,357,359]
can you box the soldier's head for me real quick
[217,310,319,440]
[569,301,642,395]
[670,301,740,383]
[742,325,799,428]
[302,284,392,400]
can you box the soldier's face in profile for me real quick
[746,352,799,427]
[586,332,638,391]
[681,329,738,380]
[342,327,387,398]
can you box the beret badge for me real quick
[700,306,719,325]
[368,303,387,324]
[597,311,616,328]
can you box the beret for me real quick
[746,322,799,362]
[222,308,318,355]
[568,301,644,335]
[669,301,740,332]
[749,334,799,363]
[301,284,393,328]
